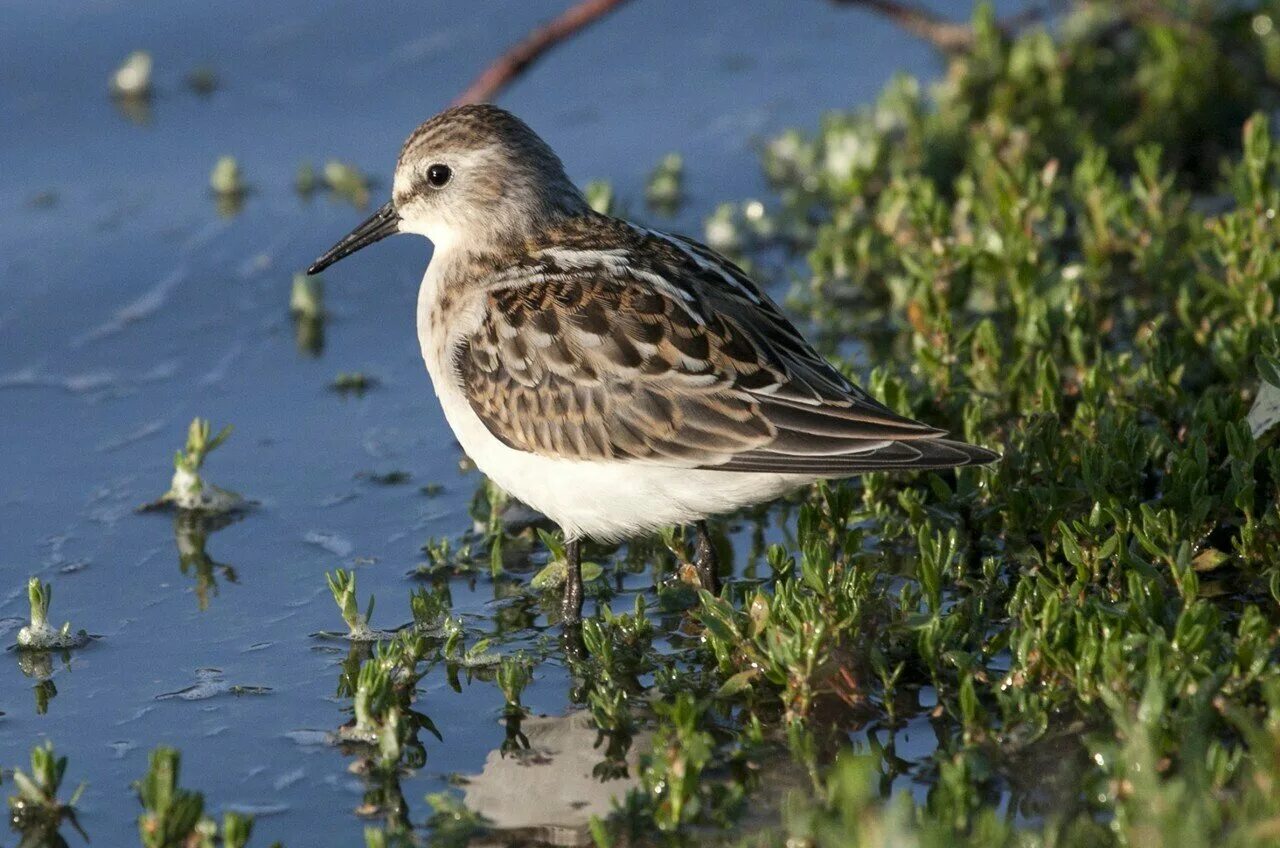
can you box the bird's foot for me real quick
[560,537,584,623]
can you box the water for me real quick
[0,2,1019,844]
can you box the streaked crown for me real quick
[392,104,587,249]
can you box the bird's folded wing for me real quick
[458,224,994,473]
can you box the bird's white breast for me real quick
[415,259,812,541]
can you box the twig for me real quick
[453,0,634,106]
[831,0,1047,53]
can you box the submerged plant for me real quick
[331,372,378,395]
[185,66,218,96]
[16,578,87,651]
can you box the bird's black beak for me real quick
[307,200,401,275]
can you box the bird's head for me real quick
[308,104,586,274]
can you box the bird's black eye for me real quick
[426,163,451,188]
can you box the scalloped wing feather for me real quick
[456,217,997,475]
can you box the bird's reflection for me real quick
[173,511,240,610]
[459,710,649,847]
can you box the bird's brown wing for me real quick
[457,220,997,473]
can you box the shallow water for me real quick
[1,2,1023,844]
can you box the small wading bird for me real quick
[309,105,998,623]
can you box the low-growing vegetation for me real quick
[591,2,1280,844]
[14,2,1280,846]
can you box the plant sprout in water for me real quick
[146,418,244,513]
[326,569,388,642]
[16,578,88,651]
[644,152,684,214]
[440,618,500,670]
[107,50,151,124]
[209,156,243,195]
[331,372,378,395]
[495,656,533,755]
[209,157,246,217]
[340,660,394,745]
[7,741,87,848]
[135,747,265,848]
[584,179,622,216]
[323,160,371,209]
[409,586,450,636]
[109,50,151,98]
[184,66,218,96]
[290,273,326,356]
[495,655,532,715]
[289,272,324,319]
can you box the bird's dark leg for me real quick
[693,520,720,593]
[561,537,584,624]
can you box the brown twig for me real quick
[453,0,634,106]
[831,0,1048,52]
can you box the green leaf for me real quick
[11,769,44,804]
[536,528,566,560]
[531,560,602,589]
[716,669,759,699]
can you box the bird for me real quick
[307,104,998,624]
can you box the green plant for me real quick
[331,372,378,394]
[645,152,684,213]
[136,747,271,848]
[16,578,87,650]
[327,569,378,641]
[495,655,532,714]
[7,741,86,846]
[530,529,603,589]
[630,694,743,833]
[159,418,242,512]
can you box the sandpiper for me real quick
[308,104,998,623]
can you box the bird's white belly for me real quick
[433,362,808,540]
[416,268,810,541]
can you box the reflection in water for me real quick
[460,710,648,847]
[17,649,66,715]
[214,191,245,218]
[353,761,412,838]
[173,511,240,610]
[110,94,151,126]
[7,790,86,848]
[294,313,325,356]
